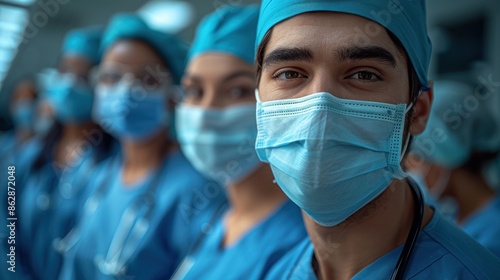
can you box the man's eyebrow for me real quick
[336,46,396,67]
[263,47,313,67]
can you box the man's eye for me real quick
[350,71,380,81]
[274,70,305,80]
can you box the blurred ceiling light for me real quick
[1,0,35,6]
[0,21,25,33]
[138,1,194,34]
[0,37,20,49]
[0,4,29,90]
[0,48,16,63]
[0,5,28,21]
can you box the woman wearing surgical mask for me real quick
[57,14,226,280]
[407,80,500,258]
[0,79,38,163]
[16,26,117,280]
[0,78,37,280]
[172,6,306,280]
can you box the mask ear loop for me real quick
[400,89,424,161]
[255,89,262,102]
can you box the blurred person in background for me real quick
[407,80,500,257]
[172,6,306,279]
[0,78,38,163]
[58,13,226,280]
[0,77,38,280]
[32,98,55,138]
[16,25,117,280]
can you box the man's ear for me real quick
[410,81,434,135]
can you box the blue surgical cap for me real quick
[101,13,188,84]
[412,80,500,168]
[189,5,259,65]
[62,26,103,65]
[256,0,432,88]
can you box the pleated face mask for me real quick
[255,90,414,226]
[176,103,261,185]
[46,74,94,124]
[93,78,169,141]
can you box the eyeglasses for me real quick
[94,63,172,91]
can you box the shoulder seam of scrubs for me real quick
[406,253,453,280]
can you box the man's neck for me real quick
[305,179,434,280]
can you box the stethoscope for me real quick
[170,201,229,280]
[302,177,424,280]
[52,157,118,254]
[389,176,424,280]
[35,146,94,212]
[57,156,95,199]
[53,155,164,277]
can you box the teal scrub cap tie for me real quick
[101,13,188,84]
[189,5,259,65]
[63,26,103,65]
[256,0,432,88]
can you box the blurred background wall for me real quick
[0,0,499,129]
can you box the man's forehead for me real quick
[267,12,403,62]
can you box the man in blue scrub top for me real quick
[253,0,500,279]
[408,80,500,258]
[57,14,226,280]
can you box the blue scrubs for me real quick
[1,138,45,279]
[175,200,307,280]
[58,149,226,280]
[461,195,500,258]
[265,210,500,279]
[0,131,16,161]
[15,138,114,280]
[0,131,17,246]
[0,132,33,280]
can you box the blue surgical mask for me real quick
[46,78,94,123]
[93,81,169,141]
[255,91,413,226]
[176,103,260,185]
[12,101,35,129]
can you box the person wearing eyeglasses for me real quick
[57,14,226,280]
